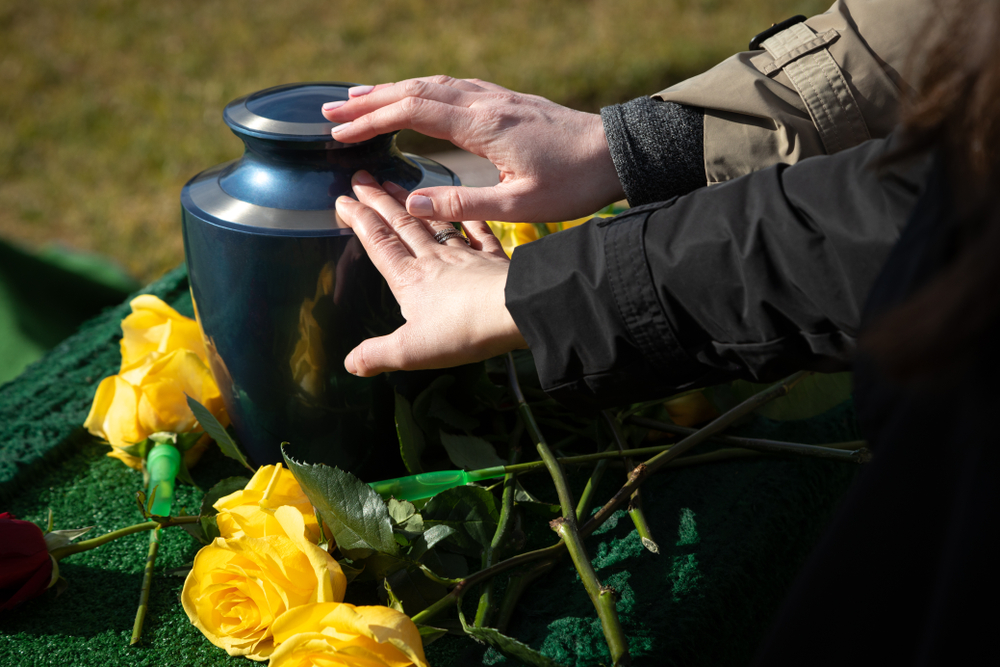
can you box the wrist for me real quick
[582,111,626,207]
[479,264,527,358]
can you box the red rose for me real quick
[0,512,55,611]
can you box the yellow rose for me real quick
[488,215,609,257]
[182,506,347,660]
[214,464,321,543]
[83,348,227,469]
[269,602,428,667]
[119,294,208,368]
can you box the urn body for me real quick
[180,82,458,469]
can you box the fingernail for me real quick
[348,85,374,97]
[345,350,358,375]
[322,100,347,111]
[352,170,375,185]
[383,181,406,194]
[336,195,354,207]
[331,122,353,135]
[408,195,433,217]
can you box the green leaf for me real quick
[409,523,459,562]
[174,431,203,453]
[357,552,411,581]
[514,481,543,504]
[43,526,94,551]
[422,486,500,557]
[120,437,154,460]
[200,477,251,516]
[706,372,853,422]
[394,391,425,474]
[185,394,253,471]
[385,566,448,615]
[283,444,399,559]
[413,376,479,433]
[175,458,198,489]
[458,607,563,667]
[337,558,364,584]
[388,498,417,524]
[439,431,505,471]
[420,550,469,580]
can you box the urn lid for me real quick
[223,82,353,143]
[181,82,459,236]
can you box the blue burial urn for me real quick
[181,82,459,470]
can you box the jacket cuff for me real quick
[505,207,707,408]
[601,97,706,205]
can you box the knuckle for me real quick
[388,210,421,232]
[365,227,397,253]
[428,74,454,86]
[354,344,372,375]
[398,95,425,116]
[402,79,430,98]
[438,188,468,219]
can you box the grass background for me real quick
[0,0,827,283]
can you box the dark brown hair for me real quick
[861,0,1000,379]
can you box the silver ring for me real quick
[433,228,470,245]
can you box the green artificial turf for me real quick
[0,266,861,666]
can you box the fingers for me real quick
[345,331,407,377]
[462,220,506,256]
[405,182,527,223]
[326,76,483,120]
[332,96,476,145]
[345,324,458,376]
[352,173,464,251]
[334,196,413,278]
[378,181,462,248]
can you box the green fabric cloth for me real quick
[0,266,860,666]
[0,238,139,385]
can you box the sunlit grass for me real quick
[0,0,827,282]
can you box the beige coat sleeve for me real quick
[655,0,936,184]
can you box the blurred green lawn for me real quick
[0,0,827,283]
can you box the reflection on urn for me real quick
[290,262,332,401]
[180,82,458,470]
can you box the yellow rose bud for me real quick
[83,349,227,469]
[214,464,321,543]
[270,602,428,667]
[119,294,208,368]
[182,506,347,660]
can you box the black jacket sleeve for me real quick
[504,133,930,408]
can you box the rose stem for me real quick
[503,433,868,478]
[130,526,161,645]
[415,371,835,632]
[506,354,631,666]
[580,371,812,539]
[474,425,522,628]
[602,411,658,553]
[575,443,614,523]
[625,415,871,462]
[48,516,199,561]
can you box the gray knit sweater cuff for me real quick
[601,97,705,206]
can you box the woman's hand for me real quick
[323,77,624,224]
[336,171,527,376]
